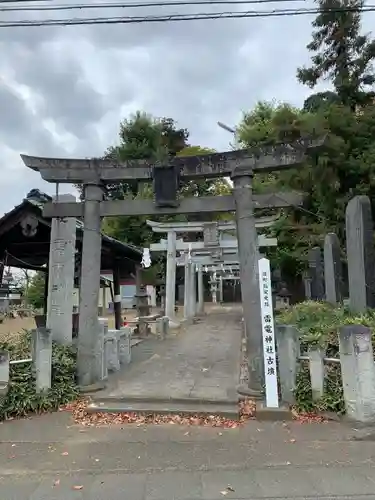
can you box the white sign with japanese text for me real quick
[258,257,279,408]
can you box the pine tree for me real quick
[297,0,375,108]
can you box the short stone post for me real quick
[32,327,52,393]
[346,196,375,312]
[308,345,325,401]
[276,325,299,404]
[105,329,120,372]
[47,194,77,345]
[308,247,325,300]
[98,318,108,381]
[156,316,169,340]
[0,351,10,397]
[118,326,131,365]
[339,325,375,423]
[324,233,343,305]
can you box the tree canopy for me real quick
[297,0,375,108]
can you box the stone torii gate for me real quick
[21,139,320,392]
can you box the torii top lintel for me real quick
[20,138,323,184]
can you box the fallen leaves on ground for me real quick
[292,408,327,423]
[61,398,256,428]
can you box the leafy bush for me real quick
[277,301,375,414]
[0,330,79,421]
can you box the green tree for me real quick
[237,100,375,278]
[297,0,375,108]
[27,271,45,309]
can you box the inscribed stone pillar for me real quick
[77,184,103,387]
[47,193,77,345]
[324,233,343,305]
[165,231,177,319]
[346,196,375,312]
[308,247,325,300]
[232,169,264,395]
[197,265,204,314]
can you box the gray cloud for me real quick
[1,0,375,218]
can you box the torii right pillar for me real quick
[232,167,264,397]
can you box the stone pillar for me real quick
[346,196,375,313]
[276,325,299,404]
[308,247,325,300]
[232,168,263,395]
[183,260,191,320]
[308,346,325,401]
[219,276,224,303]
[47,194,76,345]
[77,184,103,387]
[105,329,120,372]
[98,318,108,382]
[0,351,9,397]
[101,286,106,316]
[324,233,343,305]
[32,327,52,393]
[112,260,122,330]
[339,325,375,423]
[197,265,204,314]
[119,326,131,364]
[189,263,196,317]
[165,231,177,319]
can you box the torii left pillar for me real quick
[77,184,103,387]
[165,231,177,320]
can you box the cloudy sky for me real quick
[1,0,375,217]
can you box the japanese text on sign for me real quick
[258,257,279,408]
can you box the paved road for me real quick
[98,306,242,402]
[1,411,375,499]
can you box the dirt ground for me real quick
[0,306,184,344]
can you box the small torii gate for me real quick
[21,139,321,393]
[147,216,279,320]
[150,232,277,319]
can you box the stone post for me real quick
[189,262,197,317]
[308,247,325,300]
[197,265,204,314]
[77,184,103,387]
[105,329,120,372]
[165,231,177,320]
[156,316,169,340]
[232,168,264,395]
[118,326,132,364]
[346,196,375,313]
[0,351,9,397]
[98,318,108,382]
[308,345,325,401]
[339,325,375,423]
[219,276,224,303]
[47,194,77,345]
[183,260,191,320]
[276,325,299,404]
[112,260,122,330]
[324,233,343,305]
[32,327,52,393]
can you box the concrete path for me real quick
[96,306,242,403]
[1,412,375,499]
